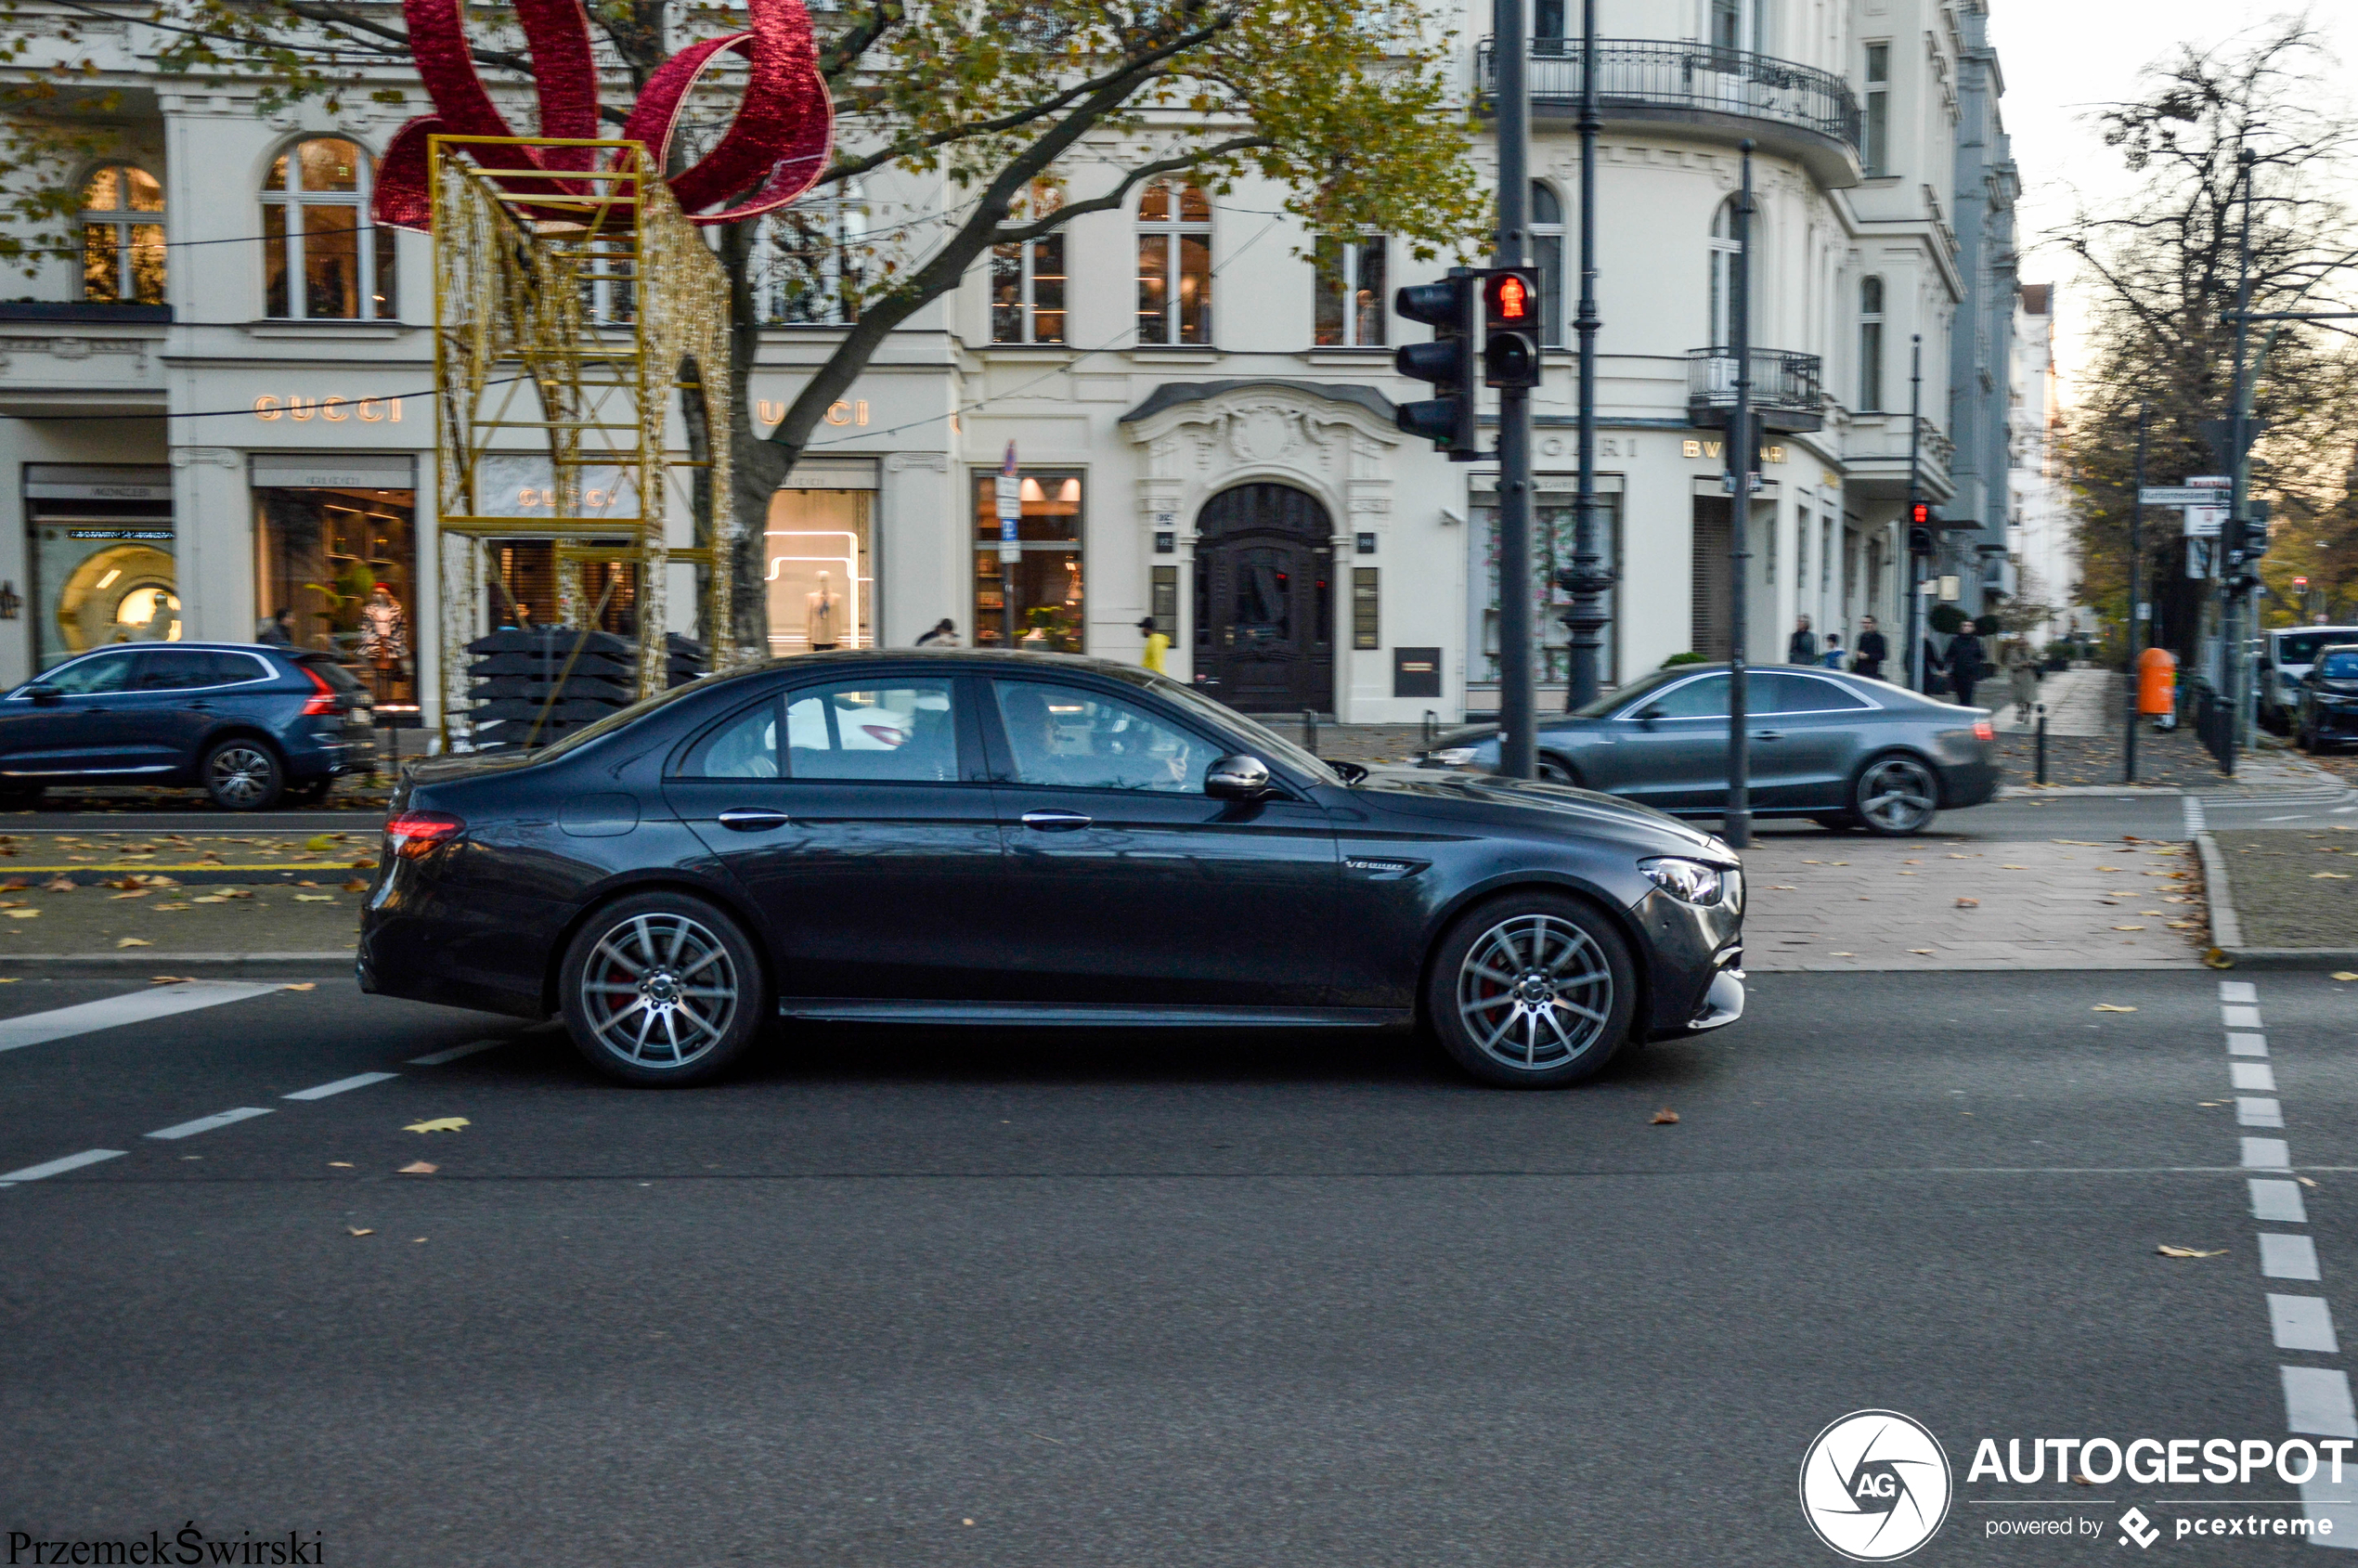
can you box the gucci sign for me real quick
[253,395,405,423]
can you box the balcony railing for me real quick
[1475,38,1862,161]
[1687,347,1824,434]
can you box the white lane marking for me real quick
[2226,1005,2265,1030]
[2240,1096,2287,1129]
[281,1071,398,1102]
[2185,797,2208,835]
[0,1148,123,1186]
[2231,1033,2270,1057]
[2235,1062,2279,1092]
[2222,981,2260,1004]
[2255,1180,2311,1224]
[2273,1295,2342,1354]
[2339,806,2358,814]
[2285,1367,2358,1437]
[0,982,283,1056]
[2264,812,2311,822]
[2246,1137,2294,1170]
[407,1039,506,1067]
[2263,1234,2325,1281]
[145,1108,271,1141]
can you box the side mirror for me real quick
[1205,753,1273,800]
[1635,704,1663,729]
[25,685,61,706]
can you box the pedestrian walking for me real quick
[1853,616,1888,680]
[255,608,292,646]
[1137,616,1171,674]
[1787,615,1817,664]
[1921,636,1949,698]
[1948,625,1987,709]
[2002,637,2038,722]
[1819,632,1846,670]
[913,617,959,648]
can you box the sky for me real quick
[1987,2,2357,400]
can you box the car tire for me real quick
[1812,814,1860,832]
[0,783,43,811]
[1424,891,1636,1089]
[1852,753,1939,836]
[202,739,284,811]
[1535,754,1580,786]
[559,891,768,1087]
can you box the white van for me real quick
[2262,626,2358,732]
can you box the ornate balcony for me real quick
[1686,347,1824,434]
[1474,38,1863,188]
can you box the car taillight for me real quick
[299,664,339,717]
[858,723,906,747]
[1973,719,1995,742]
[386,811,464,859]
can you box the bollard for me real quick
[2035,705,2048,785]
[1303,708,1319,758]
[1423,708,1439,751]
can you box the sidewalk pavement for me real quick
[1740,834,2204,971]
[2199,825,2358,963]
[1988,667,2116,736]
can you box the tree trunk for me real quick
[718,221,781,668]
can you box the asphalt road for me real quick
[4,968,2354,1564]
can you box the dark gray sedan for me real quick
[1420,662,2000,835]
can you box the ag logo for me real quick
[1799,1409,1953,1561]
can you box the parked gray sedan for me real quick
[1420,663,2001,835]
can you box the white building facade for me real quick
[2007,283,2084,642]
[0,0,2020,728]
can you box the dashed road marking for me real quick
[0,1148,123,1186]
[2274,1295,2342,1354]
[2247,1137,2295,1170]
[2284,1367,2358,1438]
[282,1071,399,1101]
[2255,1180,2312,1223]
[408,1039,507,1067]
[2186,797,2209,835]
[2232,1033,2270,1057]
[0,981,282,1056]
[2263,1234,2324,1281]
[145,1108,271,1141]
[2241,1097,2288,1129]
[2222,981,2261,1004]
[2227,1005,2266,1030]
[2235,1062,2280,1092]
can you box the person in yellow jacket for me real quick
[1137,616,1171,674]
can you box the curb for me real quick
[1999,785,2184,798]
[0,951,352,979]
[2196,832,2358,969]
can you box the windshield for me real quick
[2320,652,2358,680]
[2276,632,2358,667]
[1141,673,1344,786]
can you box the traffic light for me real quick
[1481,267,1542,390]
[1394,269,1481,460]
[1908,503,1935,557]
[2225,499,2272,564]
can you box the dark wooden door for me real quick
[1191,484,1335,713]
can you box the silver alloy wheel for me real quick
[1454,913,1613,1073]
[1857,755,1937,833]
[207,745,277,808]
[577,912,740,1069]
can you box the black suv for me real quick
[0,642,375,809]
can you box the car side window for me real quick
[992,680,1211,793]
[39,652,136,695]
[1639,674,1729,719]
[1754,673,1869,714]
[130,650,220,691]
[786,681,959,782]
[680,699,779,779]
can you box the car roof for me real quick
[71,641,288,654]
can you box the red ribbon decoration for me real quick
[372,0,834,231]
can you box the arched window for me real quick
[1708,196,1743,345]
[81,165,164,305]
[755,179,867,325]
[1530,181,1564,349]
[1858,275,1885,410]
[263,138,395,319]
[1136,180,1211,345]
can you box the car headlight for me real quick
[1640,856,1725,905]
[1430,747,1479,767]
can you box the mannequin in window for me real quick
[358,581,409,700]
[806,571,839,652]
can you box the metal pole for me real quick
[1495,0,1535,779]
[2035,706,2048,784]
[1561,0,1612,711]
[1904,333,1923,692]
[2126,403,2146,784]
[2224,145,2255,777]
[1723,141,1756,849]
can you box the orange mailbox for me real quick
[2138,645,2178,716]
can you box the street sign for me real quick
[2142,486,2225,505]
[995,444,1020,565]
[2184,505,2226,538]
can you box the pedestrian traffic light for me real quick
[1908,503,1935,557]
[1393,269,1481,460]
[2225,500,2272,564]
[1481,266,1542,390]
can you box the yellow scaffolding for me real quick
[428,135,736,746]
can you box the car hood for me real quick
[1350,769,1737,864]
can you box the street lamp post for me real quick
[2222,145,2256,778]
[1723,141,1756,850]
[1493,0,1535,779]
[1560,0,1613,711]
[1903,333,1924,693]
[2126,404,2147,784]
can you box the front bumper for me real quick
[1629,885,1744,1042]
[1938,757,2002,809]
[1687,967,1745,1032]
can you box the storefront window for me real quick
[1478,492,1622,688]
[973,470,1082,652]
[767,488,874,654]
[253,455,418,701]
[22,464,175,672]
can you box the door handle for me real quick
[1020,810,1093,832]
[188,701,214,712]
[1751,730,1785,741]
[716,807,790,832]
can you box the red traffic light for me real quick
[1494,274,1527,320]
[1910,502,1930,525]
[2296,576,2311,588]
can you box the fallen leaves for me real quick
[114,938,149,949]
[328,1161,353,1168]
[404,1117,469,1134]
[2157,1245,2226,1259]
[2112,926,2148,932]
[343,878,369,892]
[2054,840,2105,847]
[42,877,71,891]
[2315,872,2353,880]
[1909,948,1935,954]
[1954,897,1979,908]
[282,982,316,991]
[109,890,149,901]
[292,894,335,903]
[2002,864,2028,871]
[1650,1108,1679,1125]
[2335,973,2358,983]
[398,1160,437,1174]
[346,1227,373,1238]
[2092,1004,2138,1013]
[304,835,335,852]
[4,909,36,919]
[2300,1176,2321,1188]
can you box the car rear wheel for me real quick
[1425,892,1636,1089]
[1853,754,1938,836]
[1535,754,1579,785]
[559,892,766,1087]
[202,740,283,811]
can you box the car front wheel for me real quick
[1425,892,1636,1089]
[202,740,283,810]
[1853,754,1939,836]
[559,892,767,1087]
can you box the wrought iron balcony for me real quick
[1475,38,1863,188]
[1686,347,1824,434]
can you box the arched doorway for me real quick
[1192,483,1334,713]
